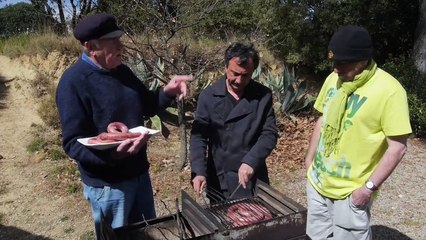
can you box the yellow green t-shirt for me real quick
[307,68,412,199]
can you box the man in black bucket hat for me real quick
[56,13,192,238]
[304,25,411,240]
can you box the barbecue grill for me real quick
[99,180,307,240]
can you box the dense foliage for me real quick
[0,3,47,37]
[382,55,426,137]
[0,0,420,72]
[267,0,419,73]
[0,0,425,138]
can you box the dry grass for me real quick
[0,32,80,58]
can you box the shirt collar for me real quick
[212,75,255,97]
[81,52,109,72]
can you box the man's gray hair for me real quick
[83,39,101,54]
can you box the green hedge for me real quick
[382,55,426,138]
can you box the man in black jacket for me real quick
[190,43,278,201]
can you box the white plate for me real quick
[77,126,160,150]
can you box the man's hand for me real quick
[164,75,193,100]
[238,163,254,189]
[192,175,206,194]
[351,186,373,207]
[112,132,150,159]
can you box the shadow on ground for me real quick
[0,224,54,240]
[0,74,10,110]
[372,225,412,240]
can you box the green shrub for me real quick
[408,94,426,138]
[80,231,95,240]
[382,55,426,138]
[64,227,75,234]
[30,72,51,98]
[382,55,426,102]
[48,148,67,161]
[0,182,7,195]
[37,95,60,129]
[27,138,47,153]
[66,182,81,194]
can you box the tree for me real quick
[0,2,45,37]
[68,0,96,29]
[30,0,98,34]
[99,0,223,170]
[193,0,277,40]
[266,0,419,74]
[29,0,59,32]
[414,0,426,75]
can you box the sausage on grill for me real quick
[226,202,272,227]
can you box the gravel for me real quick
[272,138,426,240]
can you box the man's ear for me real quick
[83,41,95,54]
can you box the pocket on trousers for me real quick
[83,184,108,202]
[334,195,370,230]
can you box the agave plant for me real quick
[280,66,315,114]
[251,63,262,81]
[128,56,171,137]
[261,66,315,121]
[128,53,160,91]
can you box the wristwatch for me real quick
[365,180,378,191]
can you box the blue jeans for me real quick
[83,171,156,239]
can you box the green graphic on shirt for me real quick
[342,120,353,131]
[322,88,336,110]
[340,93,367,132]
[346,94,367,118]
[311,92,367,187]
[326,88,335,98]
[312,150,352,181]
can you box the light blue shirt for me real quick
[81,52,108,71]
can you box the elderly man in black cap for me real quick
[56,13,192,238]
[304,25,411,239]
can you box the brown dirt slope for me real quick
[0,55,93,239]
[0,54,425,240]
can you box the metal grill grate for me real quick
[101,181,307,240]
[206,198,277,229]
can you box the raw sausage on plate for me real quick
[87,122,141,144]
[77,124,160,150]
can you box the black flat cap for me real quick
[73,13,124,44]
[328,25,374,61]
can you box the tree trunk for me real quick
[177,99,187,170]
[54,0,66,34]
[414,0,426,75]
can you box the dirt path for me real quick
[271,138,426,240]
[0,54,425,240]
[0,55,92,240]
